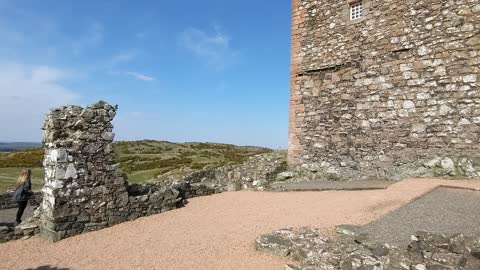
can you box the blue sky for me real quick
[0,0,291,149]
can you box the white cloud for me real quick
[31,65,66,82]
[108,70,155,82]
[179,26,239,69]
[124,71,155,81]
[0,63,80,141]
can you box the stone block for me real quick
[226,181,242,192]
[101,132,115,141]
[108,216,126,226]
[40,227,66,242]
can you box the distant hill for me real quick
[115,140,273,183]
[0,140,273,191]
[0,142,42,152]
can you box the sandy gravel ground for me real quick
[1,178,479,270]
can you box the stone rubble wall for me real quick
[39,101,126,241]
[36,101,190,242]
[256,227,480,269]
[0,219,40,243]
[180,151,287,191]
[0,191,42,210]
[289,0,480,180]
[0,183,184,243]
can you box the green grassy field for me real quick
[0,140,272,191]
[115,140,272,184]
[0,167,44,191]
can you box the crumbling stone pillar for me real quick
[39,101,129,241]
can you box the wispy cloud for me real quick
[109,51,138,67]
[31,65,67,82]
[105,52,155,82]
[179,26,239,69]
[124,71,155,81]
[72,22,104,55]
[0,63,80,141]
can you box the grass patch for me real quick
[0,167,44,192]
[114,141,272,182]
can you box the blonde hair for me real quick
[16,169,31,187]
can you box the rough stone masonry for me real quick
[288,0,480,180]
[38,101,181,241]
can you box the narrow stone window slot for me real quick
[350,1,363,20]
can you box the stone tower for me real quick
[289,0,480,180]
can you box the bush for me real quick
[0,149,44,168]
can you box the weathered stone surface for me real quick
[255,227,328,259]
[276,171,295,181]
[288,0,480,181]
[0,216,41,243]
[256,228,480,270]
[36,101,186,242]
[335,224,361,236]
[180,151,287,191]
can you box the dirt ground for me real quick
[0,178,479,270]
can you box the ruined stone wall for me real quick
[38,101,181,241]
[40,102,125,240]
[180,151,287,191]
[289,0,480,180]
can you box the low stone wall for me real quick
[0,183,185,243]
[256,227,480,269]
[279,154,480,182]
[180,151,288,191]
[0,218,39,243]
[80,184,183,232]
[0,191,42,210]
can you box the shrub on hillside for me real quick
[0,149,44,168]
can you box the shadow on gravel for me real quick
[360,187,480,246]
[25,266,72,270]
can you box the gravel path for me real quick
[360,186,480,246]
[0,178,479,270]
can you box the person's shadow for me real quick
[25,266,71,270]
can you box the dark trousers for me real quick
[16,200,28,223]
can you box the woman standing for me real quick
[13,169,33,225]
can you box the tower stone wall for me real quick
[288,0,480,180]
